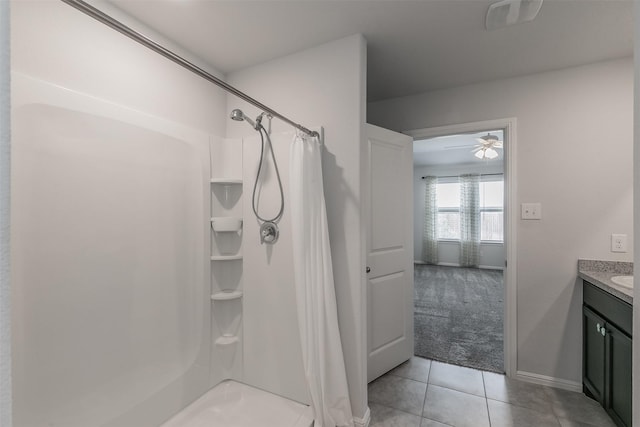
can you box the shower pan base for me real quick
[160,380,313,427]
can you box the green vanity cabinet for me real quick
[583,280,632,427]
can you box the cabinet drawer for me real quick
[584,281,632,336]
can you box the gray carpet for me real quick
[414,264,504,373]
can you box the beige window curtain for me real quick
[459,174,480,267]
[422,176,438,265]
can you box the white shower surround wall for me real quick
[241,130,309,403]
[11,73,212,427]
[11,3,234,425]
[10,74,312,427]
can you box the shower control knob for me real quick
[366,266,371,273]
[260,221,279,245]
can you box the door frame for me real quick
[404,117,518,378]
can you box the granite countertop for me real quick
[578,259,633,305]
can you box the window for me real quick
[479,180,504,241]
[436,182,460,240]
[435,177,504,242]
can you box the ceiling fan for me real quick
[472,133,503,160]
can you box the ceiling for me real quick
[109,0,633,102]
[414,130,504,167]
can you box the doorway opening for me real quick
[407,119,517,376]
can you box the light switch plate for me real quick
[521,203,542,220]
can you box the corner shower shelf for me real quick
[211,217,243,232]
[211,290,243,301]
[215,335,240,346]
[210,178,243,185]
[210,254,243,261]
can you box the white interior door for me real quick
[365,124,414,382]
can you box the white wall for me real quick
[0,1,10,425]
[431,241,503,270]
[633,3,640,424]
[226,34,368,420]
[414,163,505,269]
[370,58,634,385]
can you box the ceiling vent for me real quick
[485,0,543,31]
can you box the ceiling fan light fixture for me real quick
[483,133,499,143]
[485,148,499,159]
[476,133,502,146]
[474,147,499,160]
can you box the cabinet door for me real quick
[605,323,632,427]
[583,306,606,402]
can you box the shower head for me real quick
[230,109,244,121]
[230,109,256,129]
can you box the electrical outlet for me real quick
[611,234,628,253]
[521,203,542,220]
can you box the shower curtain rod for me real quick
[421,173,503,179]
[59,0,320,138]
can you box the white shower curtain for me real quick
[289,131,354,427]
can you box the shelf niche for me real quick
[211,290,243,301]
[210,178,243,185]
[210,254,243,261]
[211,217,242,233]
[215,335,240,346]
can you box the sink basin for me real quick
[611,275,633,289]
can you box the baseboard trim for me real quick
[478,264,505,271]
[353,407,371,427]
[515,370,582,392]
[416,261,504,271]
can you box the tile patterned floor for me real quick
[368,357,617,427]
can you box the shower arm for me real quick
[59,0,320,139]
